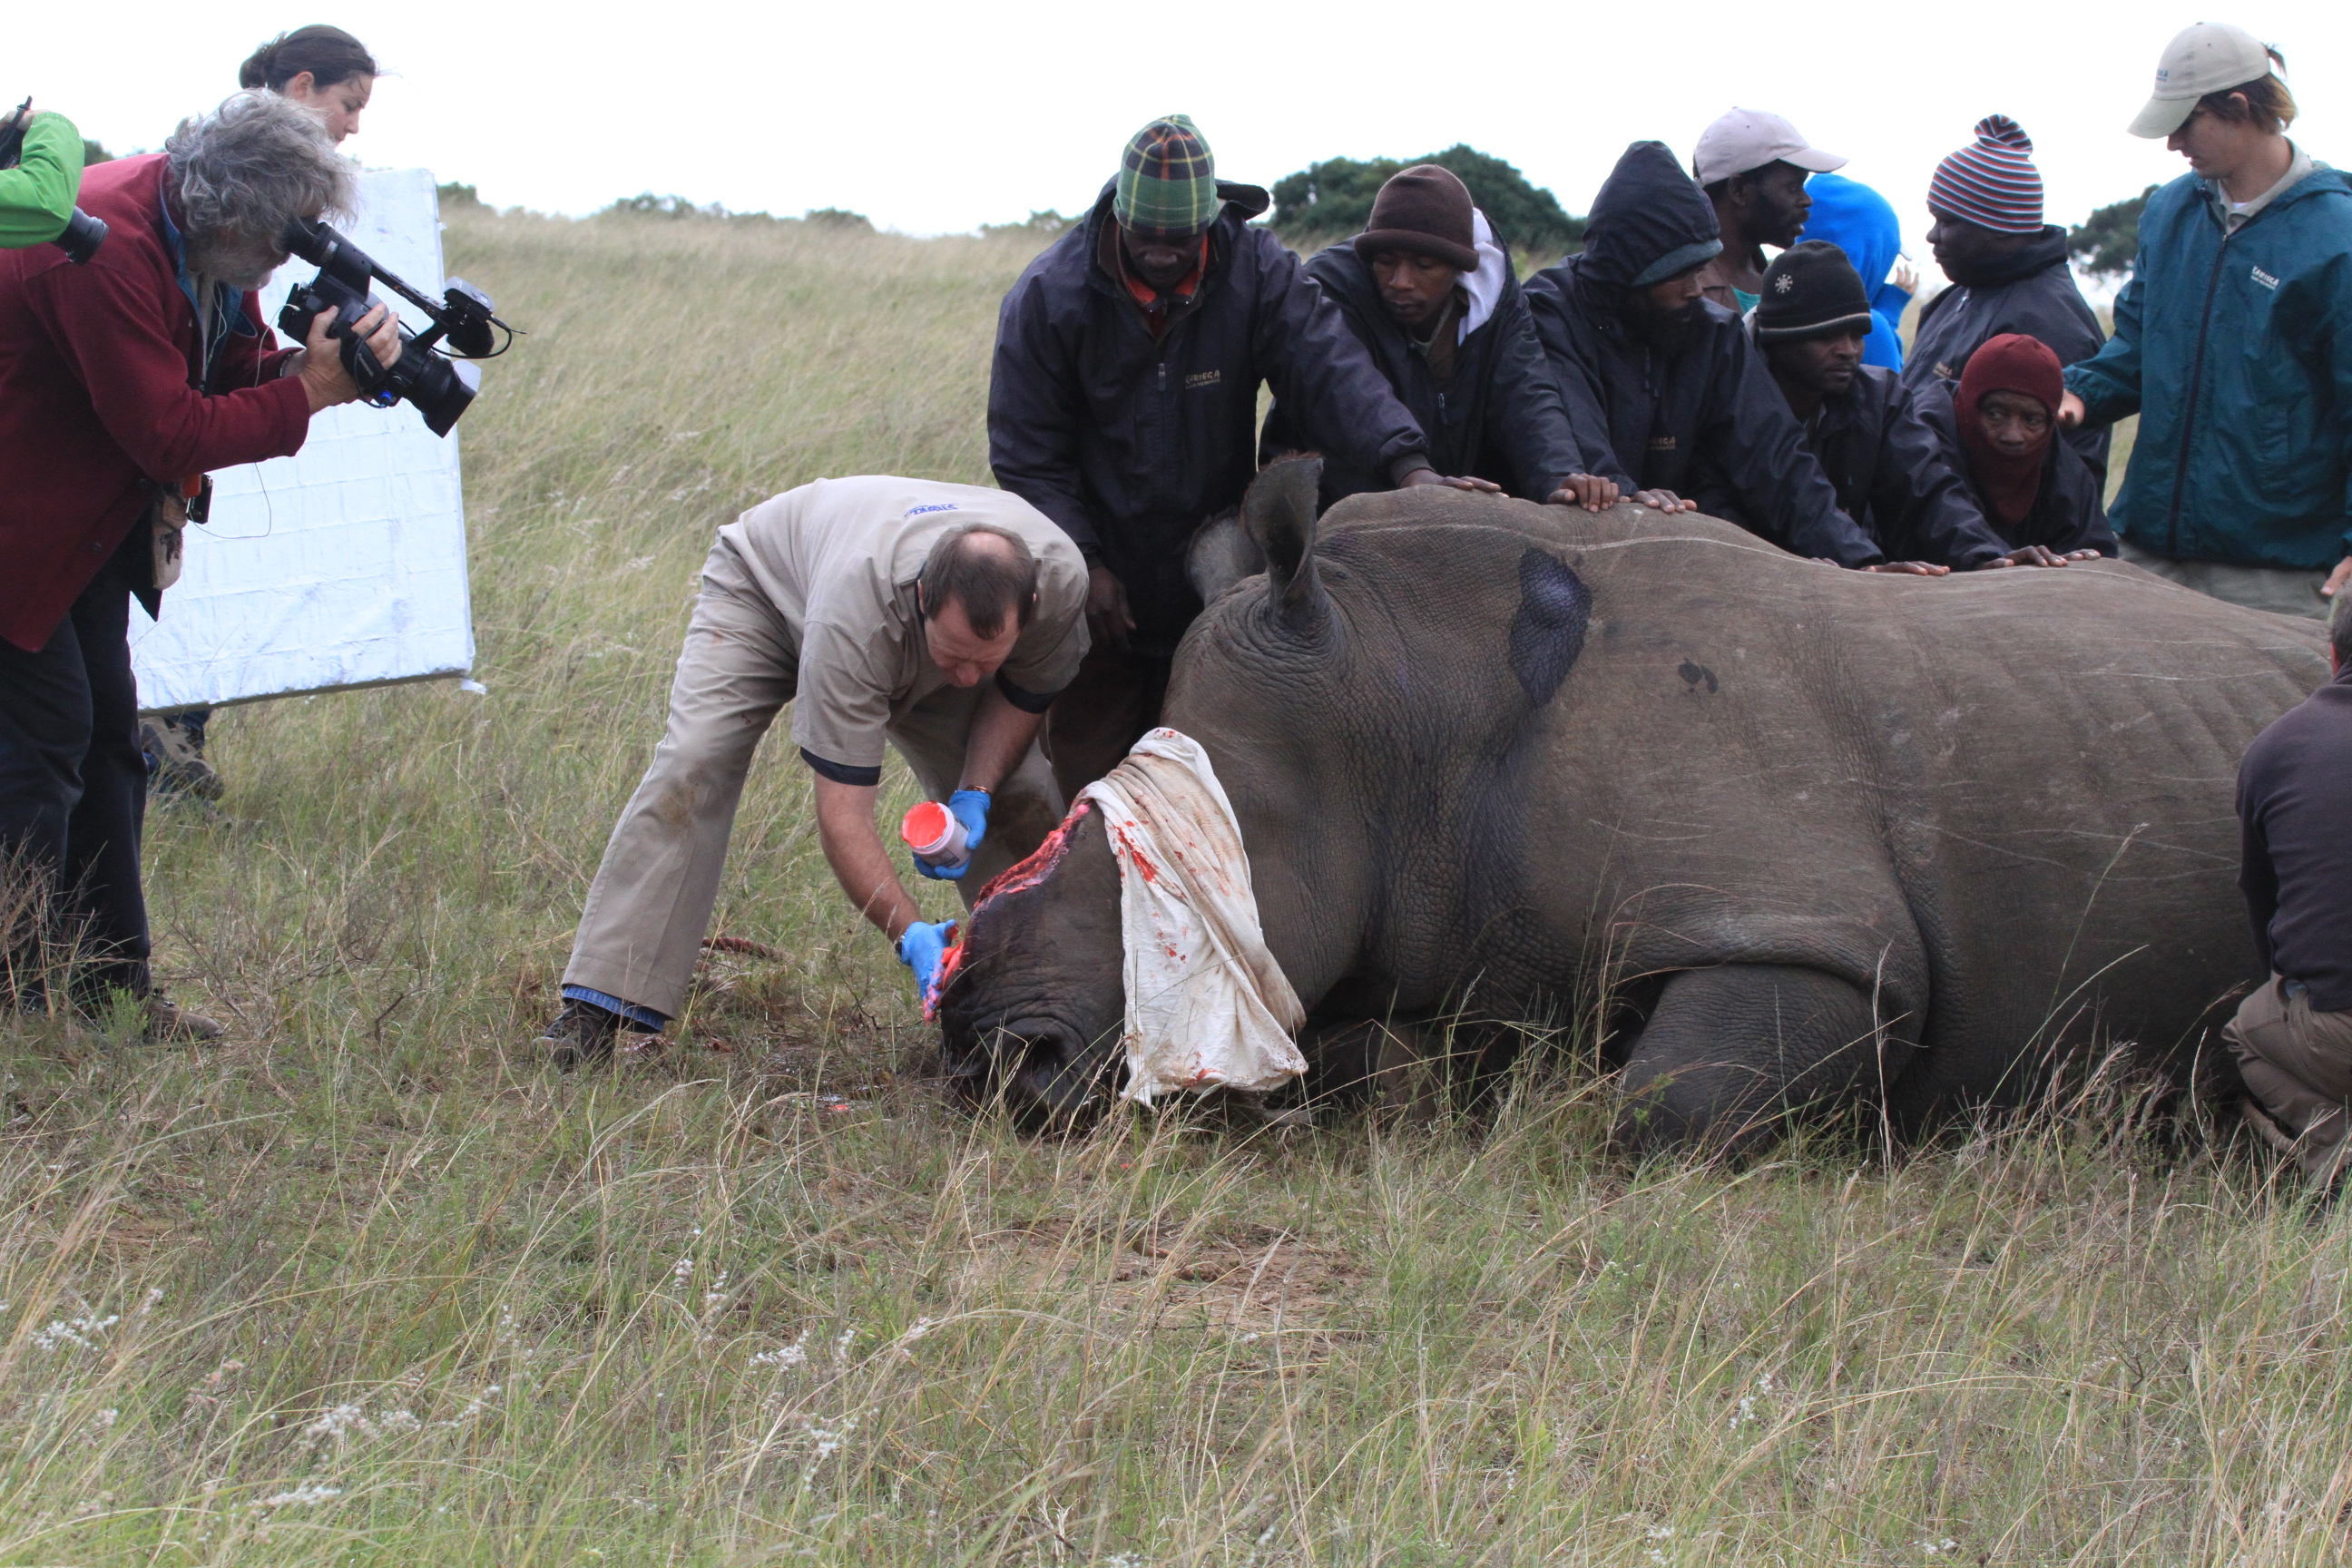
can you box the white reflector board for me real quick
[130,168,475,713]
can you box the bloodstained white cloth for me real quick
[1077,729,1307,1105]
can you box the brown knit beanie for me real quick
[1354,165,1479,271]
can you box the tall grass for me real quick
[1,212,2339,1565]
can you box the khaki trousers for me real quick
[563,559,1063,1021]
[2118,541,2334,622]
[2225,975,2352,1186]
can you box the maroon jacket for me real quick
[0,154,310,652]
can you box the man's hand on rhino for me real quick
[1086,565,1135,653]
[1981,545,2106,569]
[1631,489,1699,514]
[1862,560,1954,576]
[1547,474,1621,512]
[2323,555,2351,600]
[1401,467,1503,494]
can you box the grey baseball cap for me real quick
[2130,22,2278,138]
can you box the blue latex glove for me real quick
[897,918,958,1012]
[912,789,993,881]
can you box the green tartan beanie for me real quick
[1114,114,1220,238]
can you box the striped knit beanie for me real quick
[1927,115,2044,234]
[1114,114,1220,238]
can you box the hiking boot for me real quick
[143,991,226,1044]
[141,714,224,801]
[536,998,634,1068]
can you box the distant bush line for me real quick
[436,154,2158,284]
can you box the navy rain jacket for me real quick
[990,180,1428,654]
[1522,142,1883,567]
[1260,241,1590,505]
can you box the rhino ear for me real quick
[1245,455,1322,616]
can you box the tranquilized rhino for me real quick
[939,456,2330,1149]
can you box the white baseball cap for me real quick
[2129,23,2278,139]
[1692,108,1847,187]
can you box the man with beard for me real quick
[0,92,397,1037]
[1524,142,1927,571]
[1902,116,2108,486]
[1711,242,2091,571]
[1689,108,1847,315]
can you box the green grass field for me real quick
[2,211,2343,1567]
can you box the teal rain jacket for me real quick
[2065,161,2352,570]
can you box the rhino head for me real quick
[937,456,1344,1126]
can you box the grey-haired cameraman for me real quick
[0,92,398,1041]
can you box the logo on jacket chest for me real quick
[1185,369,1222,389]
[1647,435,1676,450]
[2250,265,2280,290]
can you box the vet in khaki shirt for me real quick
[559,475,1089,1026]
[713,476,1091,783]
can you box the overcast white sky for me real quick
[20,0,2350,270]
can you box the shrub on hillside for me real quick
[596,194,875,230]
[801,207,873,231]
[437,181,483,211]
[982,210,1074,240]
[1270,143,1585,256]
[2069,185,2157,281]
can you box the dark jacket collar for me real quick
[1941,225,2071,290]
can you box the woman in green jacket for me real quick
[2061,23,2352,619]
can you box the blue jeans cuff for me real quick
[562,985,668,1031]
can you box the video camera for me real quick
[278,216,513,436]
[0,98,107,263]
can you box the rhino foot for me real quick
[1611,965,1902,1156]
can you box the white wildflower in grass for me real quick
[671,1255,694,1287]
[32,1311,120,1352]
[795,1415,858,1486]
[701,1269,730,1311]
[1728,1373,1772,1431]
[1920,1540,1959,1556]
[436,1386,503,1428]
[303,1404,375,1444]
[254,1482,343,1508]
[378,1408,421,1433]
[832,1326,857,1362]
[750,1330,811,1368]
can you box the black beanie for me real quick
[1354,165,1480,272]
[1754,240,1875,341]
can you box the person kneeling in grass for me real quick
[2229,591,2352,1192]
[535,478,1088,1063]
